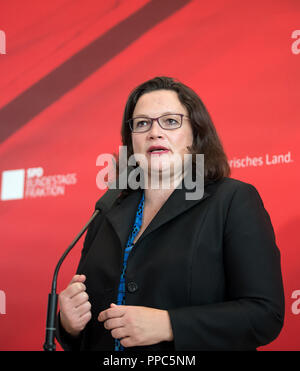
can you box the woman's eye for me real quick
[166,119,178,125]
[137,120,149,127]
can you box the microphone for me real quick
[43,188,121,351]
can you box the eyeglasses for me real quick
[128,113,188,133]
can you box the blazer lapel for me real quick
[105,179,213,249]
[138,180,211,244]
[105,189,143,249]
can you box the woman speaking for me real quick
[56,76,284,351]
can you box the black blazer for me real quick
[56,177,285,351]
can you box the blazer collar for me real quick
[105,179,213,249]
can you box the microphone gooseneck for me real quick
[43,208,100,351]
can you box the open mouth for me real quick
[147,146,170,155]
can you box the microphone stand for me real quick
[43,209,100,351]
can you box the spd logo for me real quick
[1,169,25,201]
[0,167,77,201]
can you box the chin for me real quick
[149,157,172,173]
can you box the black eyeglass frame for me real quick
[127,113,189,133]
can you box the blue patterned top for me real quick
[114,191,145,351]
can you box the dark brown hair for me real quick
[116,76,230,185]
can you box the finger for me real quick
[120,336,134,348]
[111,327,127,340]
[103,317,124,330]
[98,306,125,322]
[67,282,86,299]
[76,300,91,317]
[69,274,86,286]
[72,291,89,308]
[76,311,92,330]
[98,307,123,322]
[80,310,92,324]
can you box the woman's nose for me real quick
[147,119,164,138]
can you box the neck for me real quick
[143,169,183,207]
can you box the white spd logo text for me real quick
[1,167,77,201]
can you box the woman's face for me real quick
[131,89,193,181]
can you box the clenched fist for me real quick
[58,274,92,337]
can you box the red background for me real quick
[0,0,299,350]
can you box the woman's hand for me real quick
[58,274,92,337]
[98,304,173,347]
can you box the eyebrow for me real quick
[132,111,179,118]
